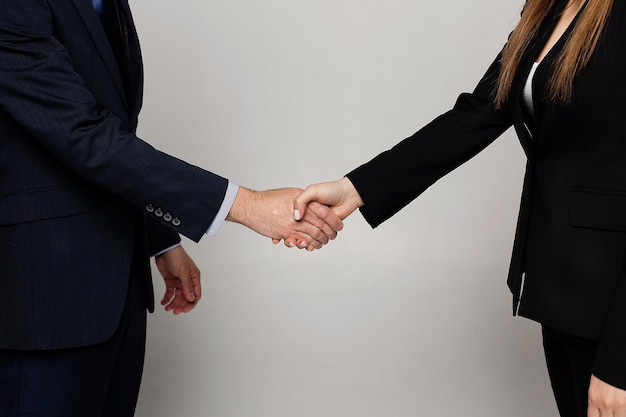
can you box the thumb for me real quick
[293,186,317,221]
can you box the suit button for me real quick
[155,208,163,217]
[172,218,181,227]
[163,213,173,222]
[146,204,155,213]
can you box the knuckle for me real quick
[311,226,323,239]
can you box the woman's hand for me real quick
[588,375,626,417]
[293,177,364,222]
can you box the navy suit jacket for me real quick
[347,0,626,388]
[0,0,228,349]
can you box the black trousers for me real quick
[542,324,600,417]
[0,267,147,417]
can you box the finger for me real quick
[289,218,327,245]
[173,297,195,314]
[161,275,199,312]
[191,276,202,303]
[176,304,195,314]
[283,238,297,248]
[293,185,321,221]
[587,405,599,417]
[162,286,183,311]
[178,268,196,303]
[308,201,343,232]
[186,280,202,306]
[170,299,190,315]
[190,263,202,300]
[161,285,175,306]
[284,236,313,249]
[296,219,329,245]
[165,291,194,314]
[302,203,335,240]
[304,202,340,241]
[293,237,322,250]
[163,293,181,312]
[303,237,322,250]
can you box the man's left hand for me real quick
[155,245,202,314]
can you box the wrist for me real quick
[226,186,257,227]
[153,242,182,258]
[341,177,364,208]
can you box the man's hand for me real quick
[293,177,364,222]
[273,178,363,251]
[226,187,343,250]
[588,375,626,417]
[155,245,201,315]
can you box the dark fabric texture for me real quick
[0,0,228,350]
[346,0,626,387]
[542,325,598,417]
[0,259,148,417]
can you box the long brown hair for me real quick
[494,0,613,108]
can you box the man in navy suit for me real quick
[0,0,341,415]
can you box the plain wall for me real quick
[131,1,558,416]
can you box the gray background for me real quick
[131,0,557,416]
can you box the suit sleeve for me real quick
[591,16,626,390]
[593,274,626,389]
[146,216,182,256]
[0,0,226,242]
[346,53,514,227]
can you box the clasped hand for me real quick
[153,179,360,315]
[227,179,362,251]
[276,177,364,250]
[227,186,344,251]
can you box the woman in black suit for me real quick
[292,0,626,415]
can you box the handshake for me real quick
[157,177,365,315]
[227,177,364,251]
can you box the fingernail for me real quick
[288,242,295,248]
[294,209,301,221]
[300,242,308,248]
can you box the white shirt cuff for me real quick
[152,242,181,257]
[207,181,239,236]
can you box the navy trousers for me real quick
[0,267,147,417]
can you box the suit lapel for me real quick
[70,0,131,110]
[116,0,144,125]
[509,0,565,159]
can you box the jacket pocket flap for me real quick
[570,188,626,232]
[0,187,94,226]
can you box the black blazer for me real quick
[347,0,626,388]
[0,0,228,349]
